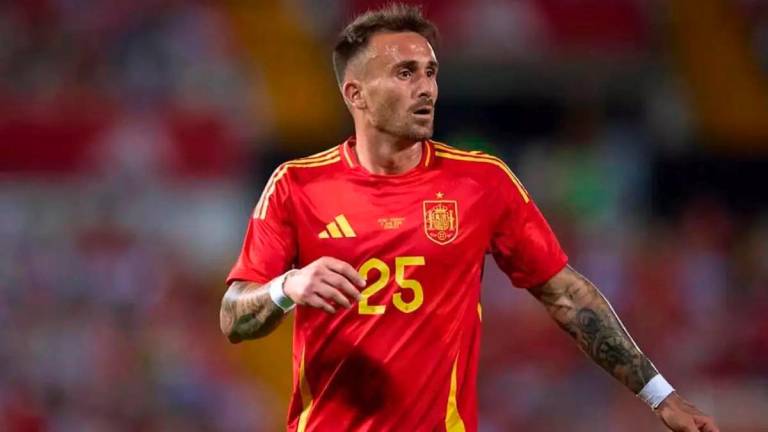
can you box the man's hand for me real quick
[529,267,721,430]
[656,392,719,432]
[284,256,366,313]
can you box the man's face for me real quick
[352,31,438,141]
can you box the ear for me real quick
[343,80,366,110]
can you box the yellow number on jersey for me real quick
[392,256,425,313]
[357,256,425,315]
[358,258,389,315]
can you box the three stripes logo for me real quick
[318,215,357,239]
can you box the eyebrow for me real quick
[392,60,439,70]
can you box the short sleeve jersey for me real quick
[227,138,568,432]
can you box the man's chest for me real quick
[291,177,494,268]
[291,175,493,322]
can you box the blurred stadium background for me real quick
[1,0,767,431]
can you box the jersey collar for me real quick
[341,137,434,173]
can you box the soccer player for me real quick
[220,4,719,431]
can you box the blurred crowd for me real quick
[1,1,767,431]
[1,1,276,431]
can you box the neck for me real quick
[354,129,423,175]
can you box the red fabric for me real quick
[490,175,569,288]
[227,139,567,431]
[227,162,297,285]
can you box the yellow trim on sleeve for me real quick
[297,348,314,432]
[282,148,341,167]
[305,146,341,160]
[432,142,528,194]
[434,150,529,203]
[254,152,341,219]
[252,166,281,219]
[445,355,466,432]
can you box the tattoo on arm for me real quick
[530,266,658,393]
[220,281,286,343]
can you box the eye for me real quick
[397,69,412,80]
[426,68,437,78]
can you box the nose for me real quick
[415,73,436,101]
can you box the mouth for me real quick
[412,107,433,116]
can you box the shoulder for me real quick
[281,145,344,173]
[431,140,510,175]
[252,145,342,219]
[269,145,344,184]
[431,140,530,202]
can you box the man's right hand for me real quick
[283,257,366,313]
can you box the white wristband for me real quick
[268,270,297,312]
[638,374,675,409]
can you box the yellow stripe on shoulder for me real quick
[433,142,499,159]
[433,145,530,203]
[253,153,341,219]
[433,142,519,172]
[298,146,340,162]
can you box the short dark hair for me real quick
[332,3,439,86]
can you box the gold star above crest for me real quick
[436,192,444,199]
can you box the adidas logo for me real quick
[318,215,357,239]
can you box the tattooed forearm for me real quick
[220,281,286,343]
[529,266,658,393]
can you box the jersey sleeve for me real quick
[490,171,568,289]
[226,165,297,285]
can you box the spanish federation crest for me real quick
[423,193,459,245]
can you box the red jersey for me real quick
[227,138,567,431]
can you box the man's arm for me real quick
[528,265,656,392]
[220,257,366,344]
[529,265,719,432]
[220,281,286,343]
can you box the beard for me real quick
[370,103,434,141]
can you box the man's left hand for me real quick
[655,392,719,432]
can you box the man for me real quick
[220,4,719,431]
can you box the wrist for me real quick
[268,270,298,312]
[637,374,675,410]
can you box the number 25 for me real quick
[358,256,425,315]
